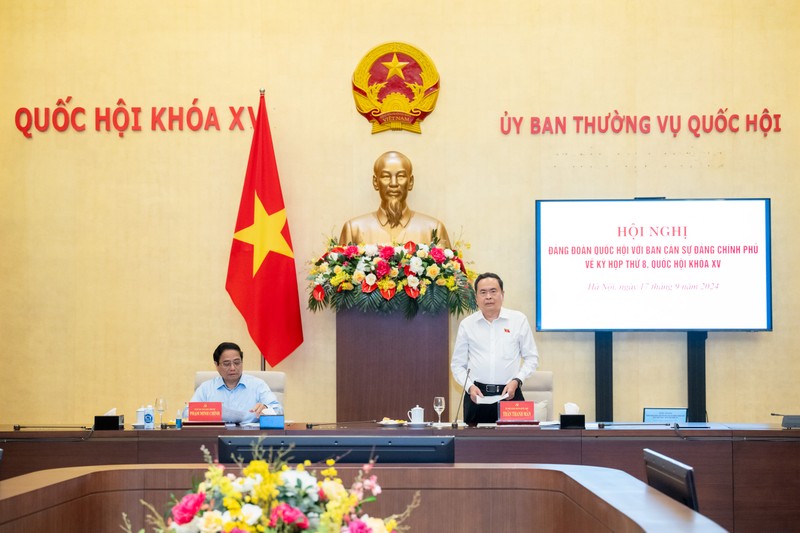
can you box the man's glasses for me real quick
[219,359,243,369]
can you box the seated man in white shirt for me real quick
[450,273,539,426]
[190,342,282,423]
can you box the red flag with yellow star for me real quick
[226,91,303,366]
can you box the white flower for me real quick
[240,503,263,525]
[409,256,424,275]
[361,516,390,533]
[169,518,200,533]
[356,258,370,272]
[394,245,404,255]
[230,472,259,494]
[363,244,379,257]
[407,275,420,288]
[328,252,339,262]
[444,248,454,258]
[315,274,326,284]
[417,244,430,253]
[365,273,377,286]
[281,469,319,501]
[196,510,224,533]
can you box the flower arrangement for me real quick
[122,444,419,533]
[307,234,477,318]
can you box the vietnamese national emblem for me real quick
[352,42,440,134]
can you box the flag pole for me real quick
[259,87,266,373]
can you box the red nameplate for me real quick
[498,401,536,422]
[188,401,222,422]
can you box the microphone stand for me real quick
[452,368,471,429]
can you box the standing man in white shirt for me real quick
[450,272,539,426]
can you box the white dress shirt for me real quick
[451,307,539,390]
[190,373,281,423]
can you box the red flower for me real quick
[380,287,396,300]
[361,279,377,294]
[331,246,345,254]
[344,245,359,258]
[269,503,309,530]
[313,284,326,301]
[171,492,205,525]
[430,247,446,264]
[404,285,420,299]
[403,265,413,277]
[375,260,390,278]
[379,245,395,260]
[403,241,417,254]
[455,256,467,273]
[346,519,370,533]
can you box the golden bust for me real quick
[339,151,451,248]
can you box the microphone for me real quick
[13,424,91,431]
[452,368,471,429]
[305,420,377,429]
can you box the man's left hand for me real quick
[250,403,267,415]
[502,379,519,399]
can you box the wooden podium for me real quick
[336,309,450,422]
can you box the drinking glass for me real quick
[433,396,445,425]
[155,398,166,429]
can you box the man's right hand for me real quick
[469,384,484,403]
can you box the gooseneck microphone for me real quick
[305,420,377,429]
[452,368,471,429]
[13,424,91,431]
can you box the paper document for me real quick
[222,407,254,424]
[476,393,508,404]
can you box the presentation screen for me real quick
[535,198,772,331]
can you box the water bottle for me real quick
[144,405,155,429]
[175,408,183,429]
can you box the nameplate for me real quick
[188,401,222,422]
[498,401,536,423]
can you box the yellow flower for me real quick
[333,265,343,274]
[377,278,396,290]
[223,495,242,513]
[352,270,366,283]
[390,267,399,277]
[330,271,351,287]
[318,262,330,273]
[426,264,441,278]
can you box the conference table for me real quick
[1,421,798,531]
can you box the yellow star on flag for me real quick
[381,53,409,80]
[233,192,294,277]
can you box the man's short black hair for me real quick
[474,272,504,292]
[213,342,243,364]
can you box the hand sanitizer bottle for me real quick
[144,405,155,429]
